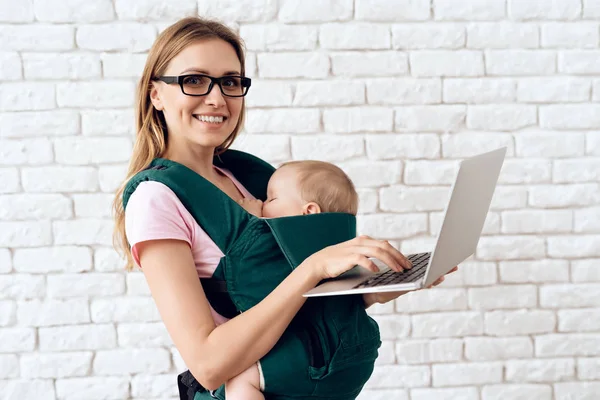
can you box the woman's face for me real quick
[150,39,244,152]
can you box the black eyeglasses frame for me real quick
[154,74,252,97]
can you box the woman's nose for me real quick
[204,84,226,107]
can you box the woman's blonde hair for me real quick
[280,161,359,215]
[112,17,247,270]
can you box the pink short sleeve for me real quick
[125,181,196,267]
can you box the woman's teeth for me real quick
[196,115,224,123]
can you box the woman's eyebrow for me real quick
[180,68,241,75]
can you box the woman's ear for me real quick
[150,82,164,111]
[302,202,321,215]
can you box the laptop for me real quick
[303,147,507,297]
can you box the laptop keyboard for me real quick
[353,252,431,289]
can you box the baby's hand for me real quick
[237,198,264,217]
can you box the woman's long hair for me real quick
[112,17,247,270]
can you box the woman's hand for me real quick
[363,266,459,308]
[301,235,412,281]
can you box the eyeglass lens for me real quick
[182,75,246,96]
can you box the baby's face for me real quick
[262,166,306,218]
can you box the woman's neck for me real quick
[162,144,219,181]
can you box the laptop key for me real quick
[353,252,431,288]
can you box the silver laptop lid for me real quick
[422,147,506,287]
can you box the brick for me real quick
[331,51,409,77]
[433,362,503,386]
[482,384,552,400]
[0,0,34,22]
[48,273,125,298]
[554,158,600,183]
[467,22,539,48]
[0,221,52,247]
[575,205,600,232]
[358,389,409,400]
[0,194,71,220]
[246,108,320,133]
[411,312,483,338]
[467,105,536,130]
[18,299,90,327]
[548,235,600,258]
[0,168,20,193]
[91,297,161,322]
[357,189,378,215]
[584,0,600,17]
[358,213,427,239]
[22,52,100,80]
[125,273,149,296]
[559,50,600,74]
[131,373,178,398]
[244,81,293,107]
[320,23,390,50]
[434,0,506,20]
[0,248,11,273]
[324,107,393,133]
[373,315,411,339]
[291,135,364,161]
[506,359,574,382]
[380,185,448,212]
[22,166,98,192]
[278,0,352,23]
[21,352,93,378]
[34,0,113,22]
[477,236,546,260]
[392,24,464,49]
[0,139,53,165]
[57,81,135,108]
[443,78,516,103]
[486,50,556,75]
[0,354,18,378]
[499,260,569,283]
[0,24,74,50]
[578,358,600,379]
[94,348,170,374]
[441,133,513,158]
[501,210,572,234]
[55,377,129,400]
[117,322,172,347]
[363,365,430,389]
[39,324,116,351]
[54,137,132,164]
[404,160,458,185]
[99,164,127,192]
[0,52,22,80]
[536,334,600,357]
[73,194,113,218]
[0,328,36,352]
[14,247,91,273]
[396,288,467,312]
[411,51,484,77]
[509,0,582,19]
[232,134,290,163]
[396,105,466,132]
[95,247,127,272]
[541,283,600,308]
[587,132,600,155]
[53,219,113,246]
[258,53,329,78]
[376,341,396,365]
[76,23,156,52]
[485,310,556,336]
[529,184,600,208]
[558,308,600,332]
[441,260,498,287]
[514,131,585,158]
[518,77,591,102]
[81,110,134,135]
[101,53,146,78]
[395,339,463,364]
[542,23,599,48]
[465,337,533,361]
[572,259,600,282]
[468,285,537,310]
[0,300,15,326]
[115,0,195,19]
[0,111,79,137]
[0,82,55,111]
[368,78,441,105]
[240,24,317,51]
[554,382,600,400]
[367,134,440,161]
[295,80,364,106]
[357,0,430,21]
[412,387,479,400]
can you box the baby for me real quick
[228,159,358,400]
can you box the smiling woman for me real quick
[111,16,420,400]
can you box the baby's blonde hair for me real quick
[279,160,358,215]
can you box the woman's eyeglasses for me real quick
[154,74,251,97]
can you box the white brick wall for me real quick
[1,1,598,399]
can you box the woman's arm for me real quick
[138,238,322,391]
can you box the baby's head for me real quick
[262,160,358,218]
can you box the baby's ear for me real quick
[303,202,321,215]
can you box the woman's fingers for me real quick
[353,236,411,271]
[349,245,405,272]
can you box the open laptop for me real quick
[303,147,506,297]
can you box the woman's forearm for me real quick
[202,262,321,388]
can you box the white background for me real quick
[1,0,599,399]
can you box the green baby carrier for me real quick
[123,150,382,400]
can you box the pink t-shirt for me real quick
[124,165,256,326]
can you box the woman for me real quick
[112,16,453,399]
